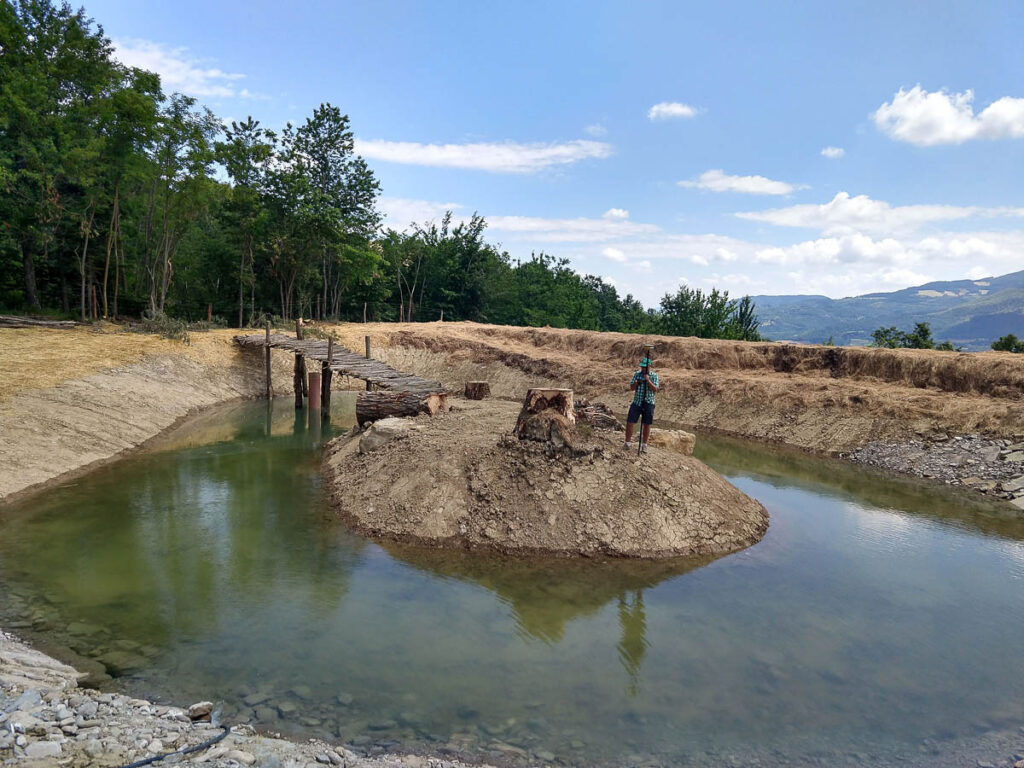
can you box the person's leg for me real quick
[640,404,654,451]
[624,403,640,446]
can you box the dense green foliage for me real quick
[0,0,760,341]
[870,322,958,351]
[991,334,1023,353]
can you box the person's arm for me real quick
[644,372,659,392]
[630,371,640,391]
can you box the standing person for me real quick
[624,355,659,452]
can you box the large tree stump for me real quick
[464,381,491,400]
[356,391,449,426]
[514,388,575,434]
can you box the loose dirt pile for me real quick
[324,400,768,558]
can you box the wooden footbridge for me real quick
[234,324,447,420]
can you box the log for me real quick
[464,381,491,400]
[356,391,449,425]
[321,337,333,416]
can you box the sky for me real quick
[89,0,1024,306]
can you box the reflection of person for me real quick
[624,356,659,453]
[617,591,648,697]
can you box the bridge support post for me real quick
[365,335,372,391]
[322,337,333,417]
[264,319,271,398]
[308,371,321,411]
[294,319,306,409]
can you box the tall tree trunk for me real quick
[102,181,119,318]
[238,240,246,328]
[21,240,41,310]
[80,201,96,321]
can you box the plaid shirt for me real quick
[631,369,659,406]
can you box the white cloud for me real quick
[737,192,1024,236]
[821,146,845,159]
[602,247,627,262]
[872,86,1024,146]
[585,124,608,137]
[112,38,248,98]
[966,265,989,280]
[485,214,658,242]
[633,260,653,273]
[378,197,462,231]
[648,102,698,121]
[679,169,801,196]
[353,139,612,174]
[602,208,630,220]
[689,254,709,266]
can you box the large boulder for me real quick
[358,417,420,454]
[648,428,696,456]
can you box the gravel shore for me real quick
[846,435,1024,508]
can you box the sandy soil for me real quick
[324,399,768,558]
[322,321,1024,454]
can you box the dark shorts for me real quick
[627,402,655,425]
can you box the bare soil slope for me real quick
[324,399,768,558]
[0,327,294,502]
[326,322,1024,453]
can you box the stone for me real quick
[276,701,297,717]
[3,689,42,713]
[1010,497,1024,511]
[367,719,397,731]
[359,417,418,454]
[1002,476,1024,493]
[1006,451,1024,462]
[97,650,147,676]
[83,740,104,758]
[25,741,63,758]
[647,428,696,456]
[336,693,354,706]
[243,692,271,706]
[225,749,256,765]
[187,701,214,721]
[290,685,312,700]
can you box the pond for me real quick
[1,398,1023,767]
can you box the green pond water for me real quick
[2,398,1024,766]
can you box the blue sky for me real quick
[92,0,1024,305]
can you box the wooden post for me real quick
[321,336,333,416]
[364,334,372,391]
[363,302,367,323]
[91,285,98,319]
[265,319,271,399]
[206,303,212,322]
[294,318,306,409]
[464,381,490,400]
[307,371,321,411]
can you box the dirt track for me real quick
[334,321,1024,454]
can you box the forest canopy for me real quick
[0,0,761,341]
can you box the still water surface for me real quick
[1,398,1023,766]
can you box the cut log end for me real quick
[464,381,491,400]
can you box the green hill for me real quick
[753,270,1024,350]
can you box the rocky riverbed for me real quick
[846,435,1024,509]
[0,629,493,768]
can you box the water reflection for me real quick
[384,543,718,695]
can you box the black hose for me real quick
[116,724,230,768]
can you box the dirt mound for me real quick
[323,400,768,558]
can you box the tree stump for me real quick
[514,388,575,434]
[464,381,491,400]
[356,391,449,426]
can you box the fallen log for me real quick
[464,381,491,400]
[356,391,449,425]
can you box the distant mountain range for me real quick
[752,269,1024,350]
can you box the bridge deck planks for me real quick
[233,333,446,393]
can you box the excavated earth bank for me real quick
[324,400,768,558]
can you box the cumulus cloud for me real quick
[737,192,1024,236]
[648,102,698,121]
[602,208,629,220]
[353,139,612,174]
[872,86,1024,146]
[377,197,462,230]
[585,124,608,136]
[486,214,659,242]
[113,38,249,98]
[679,169,800,196]
[602,247,627,262]
[821,146,845,159]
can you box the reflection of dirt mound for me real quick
[324,400,768,558]
[382,542,718,643]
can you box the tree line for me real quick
[0,0,762,342]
